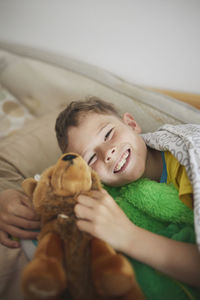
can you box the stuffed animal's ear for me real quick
[22,178,38,197]
[91,170,102,191]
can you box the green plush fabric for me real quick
[104,178,200,300]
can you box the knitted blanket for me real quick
[104,178,200,300]
[142,124,200,251]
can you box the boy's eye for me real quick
[104,128,113,141]
[88,153,96,165]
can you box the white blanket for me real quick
[142,124,200,250]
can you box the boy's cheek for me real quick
[92,164,104,179]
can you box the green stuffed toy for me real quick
[104,178,200,300]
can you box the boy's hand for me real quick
[0,189,40,248]
[75,189,134,251]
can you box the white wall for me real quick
[0,0,200,93]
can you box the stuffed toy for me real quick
[21,153,145,300]
[104,180,200,300]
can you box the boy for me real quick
[0,97,199,287]
[55,97,200,287]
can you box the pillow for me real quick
[1,48,199,127]
[0,109,61,192]
[0,85,34,139]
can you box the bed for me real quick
[0,41,199,300]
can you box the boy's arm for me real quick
[0,189,40,248]
[75,189,200,287]
[123,224,200,287]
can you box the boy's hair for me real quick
[55,96,120,153]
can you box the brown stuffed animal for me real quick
[21,153,145,300]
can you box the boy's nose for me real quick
[105,147,116,163]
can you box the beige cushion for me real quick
[0,244,28,300]
[1,48,199,126]
[0,84,34,139]
[0,110,61,191]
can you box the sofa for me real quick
[0,41,199,300]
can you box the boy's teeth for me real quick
[114,150,129,172]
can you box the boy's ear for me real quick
[122,112,141,133]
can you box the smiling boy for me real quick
[56,98,162,186]
[0,97,199,288]
[55,97,200,288]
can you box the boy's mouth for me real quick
[114,149,130,173]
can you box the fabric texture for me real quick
[142,124,200,251]
[0,244,28,300]
[1,47,199,134]
[0,84,34,139]
[0,110,62,192]
[0,44,199,125]
[104,178,200,300]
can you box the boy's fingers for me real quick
[13,203,40,221]
[0,230,20,248]
[12,191,39,219]
[74,204,93,220]
[18,230,39,240]
[77,195,96,208]
[77,190,109,205]
[76,219,93,235]
[76,219,101,239]
[5,224,39,240]
[90,189,107,196]
[20,194,34,209]
[8,214,40,230]
[0,212,40,229]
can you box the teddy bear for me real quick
[21,153,145,300]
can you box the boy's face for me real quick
[67,112,147,186]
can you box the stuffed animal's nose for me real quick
[62,154,77,161]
